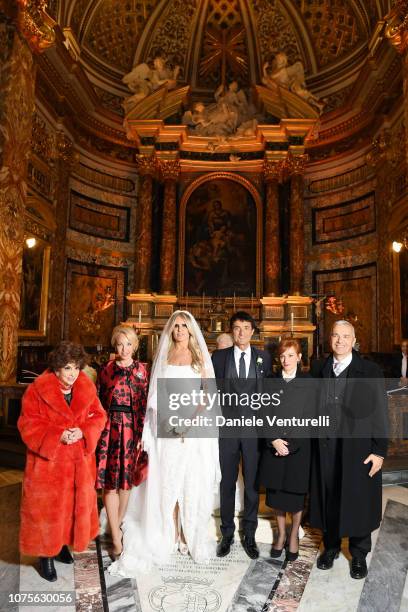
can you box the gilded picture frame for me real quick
[18,241,51,338]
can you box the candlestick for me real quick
[186,291,189,311]
[202,291,205,312]
[251,292,253,312]
[291,312,294,335]
[233,291,236,312]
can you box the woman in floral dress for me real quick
[96,325,148,557]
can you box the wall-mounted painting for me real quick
[183,179,257,296]
[19,240,51,338]
[65,260,127,347]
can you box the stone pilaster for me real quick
[158,160,180,294]
[134,155,156,293]
[48,132,78,345]
[287,154,308,296]
[263,160,284,296]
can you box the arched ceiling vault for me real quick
[63,0,378,92]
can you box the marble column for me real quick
[159,160,180,294]
[263,161,283,296]
[48,133,78,345]
[288,155,307,296]
[0,17,36,382]
[134,155,156,293]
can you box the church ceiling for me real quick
[63,0,377,87]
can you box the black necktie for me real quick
[239,352,246,379]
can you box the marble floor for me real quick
[0,467,407,612]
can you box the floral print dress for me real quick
[96,360,148,490]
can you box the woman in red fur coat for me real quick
[18,342,106,582]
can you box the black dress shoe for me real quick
[350,557,368,579]
[55,545,74,564]
[316,549,340,570]
[216,536,234,557]
[39,557,57,582]
[243,535,259,559]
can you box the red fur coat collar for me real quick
[32,370,96,417]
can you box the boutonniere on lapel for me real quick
[256,356,264,374]
[135,371,144,380]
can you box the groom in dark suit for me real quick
[212,311,272,559]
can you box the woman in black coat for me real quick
[258,338,313,562]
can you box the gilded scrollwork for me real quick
[285,152,309,177]
[158,159,180,182]
[136,153,158,177]
[16,0,56,53]
[0,32,35,381]
[263,159,286,183]
[251,0,302,68]
[385,0,408,54]
[144,0,198,78]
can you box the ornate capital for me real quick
[385,0,408,54]
[16,0,56,53]
[158,160,181,182]
[285,153,309,177]
[56,131,79,167]
[136,154,157,177]
[263,160,285,183]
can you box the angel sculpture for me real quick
[262,52,324,114]
[122,56,180,113]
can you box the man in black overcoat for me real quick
[212,311,272,559]
[310,320,388,579]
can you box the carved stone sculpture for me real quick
[122,56,180,113]
[182,81,259,137]
[262,52,324,114]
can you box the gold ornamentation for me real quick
[136,154,157,176]
[158,160,180,182]
[56,131,79,166]
[263,160,286,183]
[385,0,408,54]
[252,0,302,68]
[294,0,363,68]
[84,0,160,72]
[144,0,197,78]
[200,25,248,86]
[285,153,308,177]
[16,0,56,53]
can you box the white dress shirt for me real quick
[402,353,407,378]
[332,352,353,376]
[234,345,251,378]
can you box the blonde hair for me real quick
[167,310,203,373]
[111,324,139,351]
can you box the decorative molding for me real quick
[16,0,56,53]
[158,159,180,182]
[385,0,408,54]
[136,154,158,176]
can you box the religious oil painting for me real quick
[65,260,126,347]
[184,179,256,296]
[19,240,50,337]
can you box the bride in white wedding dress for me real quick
[108,311,221,576]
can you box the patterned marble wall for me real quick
[304,159,378,352]
[64,159,138,345]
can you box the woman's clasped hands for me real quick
[61,428,83,444]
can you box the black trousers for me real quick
[219,437,259,538]
[322,438,371,559]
